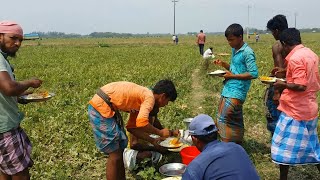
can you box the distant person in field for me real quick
[172,35,176,44]
[0,21,43,180]
[203,47,214,70]
[175,35,179,45]
[182,114,259,180]
[264,14,288,135]
[88,80,179,180]
[213,23,258,144]
[197,30,206,55]
[255,33,260,42]
[271,28,320,180]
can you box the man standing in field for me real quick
[213,24,258,144]
[88,80,178,180]
[272,28,320,180]
[0,21,43,179]
[197,30,206,56]
[264,14,288,135]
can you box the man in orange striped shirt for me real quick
[88,80,177,180]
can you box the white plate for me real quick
[208,70,226,76]
[168,144,190,152]
[162,177,182,180]
[260,77,285,84]
[217,53,230,56]
[19,92,55,102]
[149,134,160,139]
[159,137,183,149]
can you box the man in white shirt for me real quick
[203,47,214,60]
[203,47,214,70]
[172,35,176,44]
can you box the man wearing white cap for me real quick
[0,21,42,179]
[182,114,259,180]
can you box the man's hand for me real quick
[159,128,170,138]
[222,71,233,79]
[172,130,180,137]
[29,78,42,88]
[271,67,286,78]
[274,79,287,91]
[213,59,224,67]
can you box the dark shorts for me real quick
[264,86,281,133]
[0,127,33,175]
[88,105,128,154]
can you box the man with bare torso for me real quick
[264,14,288,134]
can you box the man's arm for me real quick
[274,80,306,91]
[0,72,42,96]
[129,131,159,151]
[152,116,163,130]
[223,51,258,80]
[213,59,230,70]
[272,42,285,68]
[223,72,254,80]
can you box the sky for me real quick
[2,0,320,35]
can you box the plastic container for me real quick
[180,146,200,165]
[183,118,193,129]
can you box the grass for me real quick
[9,33,320,179]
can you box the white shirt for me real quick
[172,35,176,41]
[203,49,214,59]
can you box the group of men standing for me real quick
[266,15,320,180]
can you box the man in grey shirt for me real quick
[0,21,42,180]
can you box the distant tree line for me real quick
[31,28,320,38]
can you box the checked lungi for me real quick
[215,96,244,144]
[0,127,33,175]
[271,112,320,165]
[88,104,128,154]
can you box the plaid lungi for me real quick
[215,96,244,144]
[88,104,128,154]
[0,127,33,175]
[271,112,320,165]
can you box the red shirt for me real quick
[197,33,206,44]
[278,45,320,120]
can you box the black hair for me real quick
[192,125,218,143]
[200,30,203,33]
[267,14,288,32]
[279,28,301,46]
[225,23,243,37]
[153,79,177,101]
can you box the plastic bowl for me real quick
[180,146,200,165]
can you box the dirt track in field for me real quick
[190,68,207,116]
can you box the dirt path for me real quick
[190,68,208,115]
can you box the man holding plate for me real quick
[0,21,42,179]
